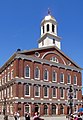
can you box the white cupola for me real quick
[38,9,61,49]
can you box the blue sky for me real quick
[0,0,83,80]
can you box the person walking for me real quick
[14,112,17,120]
[25,112,30,120]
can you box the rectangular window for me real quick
[35,67,40,79]
[44,69,48,81]
[60,88,64,98]
[25,66,30,78]
[52,71,57,82]
[60,73,64,83]
[52,87,56,98]
[74,75,77,85]
[67,74,71,84]
[11,70,14,79]
[35,85,40,97]
[25,84,30,96]
[44,86,48,97]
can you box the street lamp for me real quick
[68,86,73,115]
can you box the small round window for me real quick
[35,52,40,57]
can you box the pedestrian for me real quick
[25,112,30,120]
[77,114,82,120]
[17,111,20,120]
[14,112,17,120]
[33,112,39,120]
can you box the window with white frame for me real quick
[4,89,6,98]
[44,86,48,97]
[73,75,77,85]
[52,87,57,98]
[25,104,30,113]
[25,84,30,96]
[11,70,14,79]
[67,74,71,84]
[60,88,64,98]
[35,85,40,97]
[7,72,11,81]
[34,67,40,79]
[2,90,3,99]
[10,104,13,114]
[7,88,9,98]
[7,104,9,113]
[10,86,13,97]
[25,66,30,78]
[60,73,64,83]
[50,56,59,63]
[5,75,7,83]
[52,71,57,82]
[2,77,4,85]
[44,69,48,81]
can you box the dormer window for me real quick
[50,56,59,63]
[47,24,49,32]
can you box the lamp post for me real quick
[68,86,73,115]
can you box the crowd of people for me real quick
[67,113,83,120]
[14,111,44,120]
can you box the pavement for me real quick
[0,115,67,120]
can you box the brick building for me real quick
[0,12,82,116]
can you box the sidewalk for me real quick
[0,115,67,120]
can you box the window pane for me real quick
[35,86,40,96]
[35,67,39,79]
[25,66,30,77]
[44,86,48,97]
[60,73,64,83]
[25,84,29,96]
[52,87,56,97]
[44,70,48,80]
[52,71,57,82]
[60,88,64,98]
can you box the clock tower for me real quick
[38,10,61,49]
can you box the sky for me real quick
[0,0,83,83]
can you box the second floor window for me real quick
[74,75,77,85]
[25,84,30,96]
[35,85,40,97]
[67,74,71,84]
[35,67,40,79]
[60,88,64,98]
[52,71,57,82]
[44,86,48,97]
[44,69,48,81]
[52,87,56,98]
[25,66,30,78]
[60,73,64,83]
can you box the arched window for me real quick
[34,67,40,79]
[25,104,30,113]
[44,69,48,81]
[52,104,56,114]
[50,56,59,63]
[44,105,48,115]
[25,66,30,78]
[47,24,49,32]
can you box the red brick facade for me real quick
[0,47,82,116]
